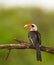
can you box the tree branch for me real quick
[0,38,54,54]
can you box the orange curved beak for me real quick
[24,24,32,28]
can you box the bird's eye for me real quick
[32,25,34,27]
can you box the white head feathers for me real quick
[30,24,37,31]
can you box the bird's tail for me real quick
[36,43,42,61]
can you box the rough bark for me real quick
[0,38,54,54]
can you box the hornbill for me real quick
[24,24,42,61]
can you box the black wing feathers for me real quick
[28,31,42,61]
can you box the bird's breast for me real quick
[28,31,37,38]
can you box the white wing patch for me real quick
[30,38,35,47]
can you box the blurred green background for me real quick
[0,7,54,65]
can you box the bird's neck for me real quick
[30,28,37,31]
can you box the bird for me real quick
[24,24,42,61]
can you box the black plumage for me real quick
[28,31,42,61]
